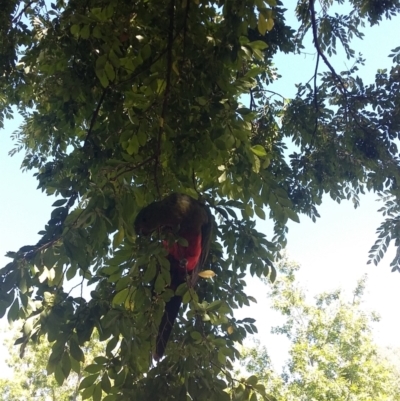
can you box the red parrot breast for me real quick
[163,230,202,272]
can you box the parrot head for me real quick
[134,193,207,236]
[134,194,182,236]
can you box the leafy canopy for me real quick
[1,0,400,400]
[239,258,400,401]
[0,325,106,401]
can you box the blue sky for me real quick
[235,9,400,367]
[1,5,400,372]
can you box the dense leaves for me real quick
[1,0,400,400]
[0,326,106,401]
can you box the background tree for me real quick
[239,258,400,400]
[1,0,400,400]
[0,325,106,401]
[237,342,283,400]
[378,345,400,382]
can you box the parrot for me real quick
[134,193,212,360]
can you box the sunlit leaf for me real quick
[198,270,216,278]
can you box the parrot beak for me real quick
[135,225,151,236]
[179,258,188,268]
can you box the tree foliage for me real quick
[0,325,106,401]
[239,258,400,400]
[1,0,400,400]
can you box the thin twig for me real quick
[252,88,286,101]
[308,0,383,146]
[111,157,154,181]
[182,0,191,64]
[249,88,255,110]
[84,88,108,148]
[310,51,320,145]
[313,53,320,113]
[154,0,176,196]
[12,1,37,23]
[309,0,346,93]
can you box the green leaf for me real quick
[196,97,207,106]
[112,288,129,306]
[54,364,65,386]
[7,298,19,323]
[176,283,188,296]
[66,263,77,281]
[126,135,139,155]
[70,355,81,374]
[104,4,114,19]
[61,352,71,378]
[143,261,157,283]
[80,24,90,39]
[141,44,151,60]
[93,382,102,401]
[109,50,120,68]
[154,274,166,293]
[182,289,192,304]
[96,69,109,88]
[257,13,269,35]
[92,26,102,38]
[116,276,130,292]
[113,227,125,248]
[249,392,257,401]
[22,317,33,336]
[246,375,258,386]
[79,374,99,390]
[0,300,10,319]
[70,24,80,35]
[237,107,251,115]
[101,373,112,393]
[52,199,68,206]
[269,265,277,283]
[250,145,267,157]
[70,338,85,363]
[103,395,117,401]
[114,367,127,387]
[207,300,222,312]
[254,205,266,220]
[190,331,202,341]
[85,364,103,374]
[285,208,300,223]
[249,40,268,50]
[217,349,226,365]
[177,237,189,247]
[104,61,115,82]
[106,336,119,356]
[81,385,95,400]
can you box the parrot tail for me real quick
[153,254,187,360]
[154,294,182,360]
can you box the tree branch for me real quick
[309,0,346,94]
[12,1,37,23]
[83,88,108,149]
[154,0,176,195]
[110,157,154,181]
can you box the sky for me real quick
[234,7,400,367]
[1,4,400,374]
